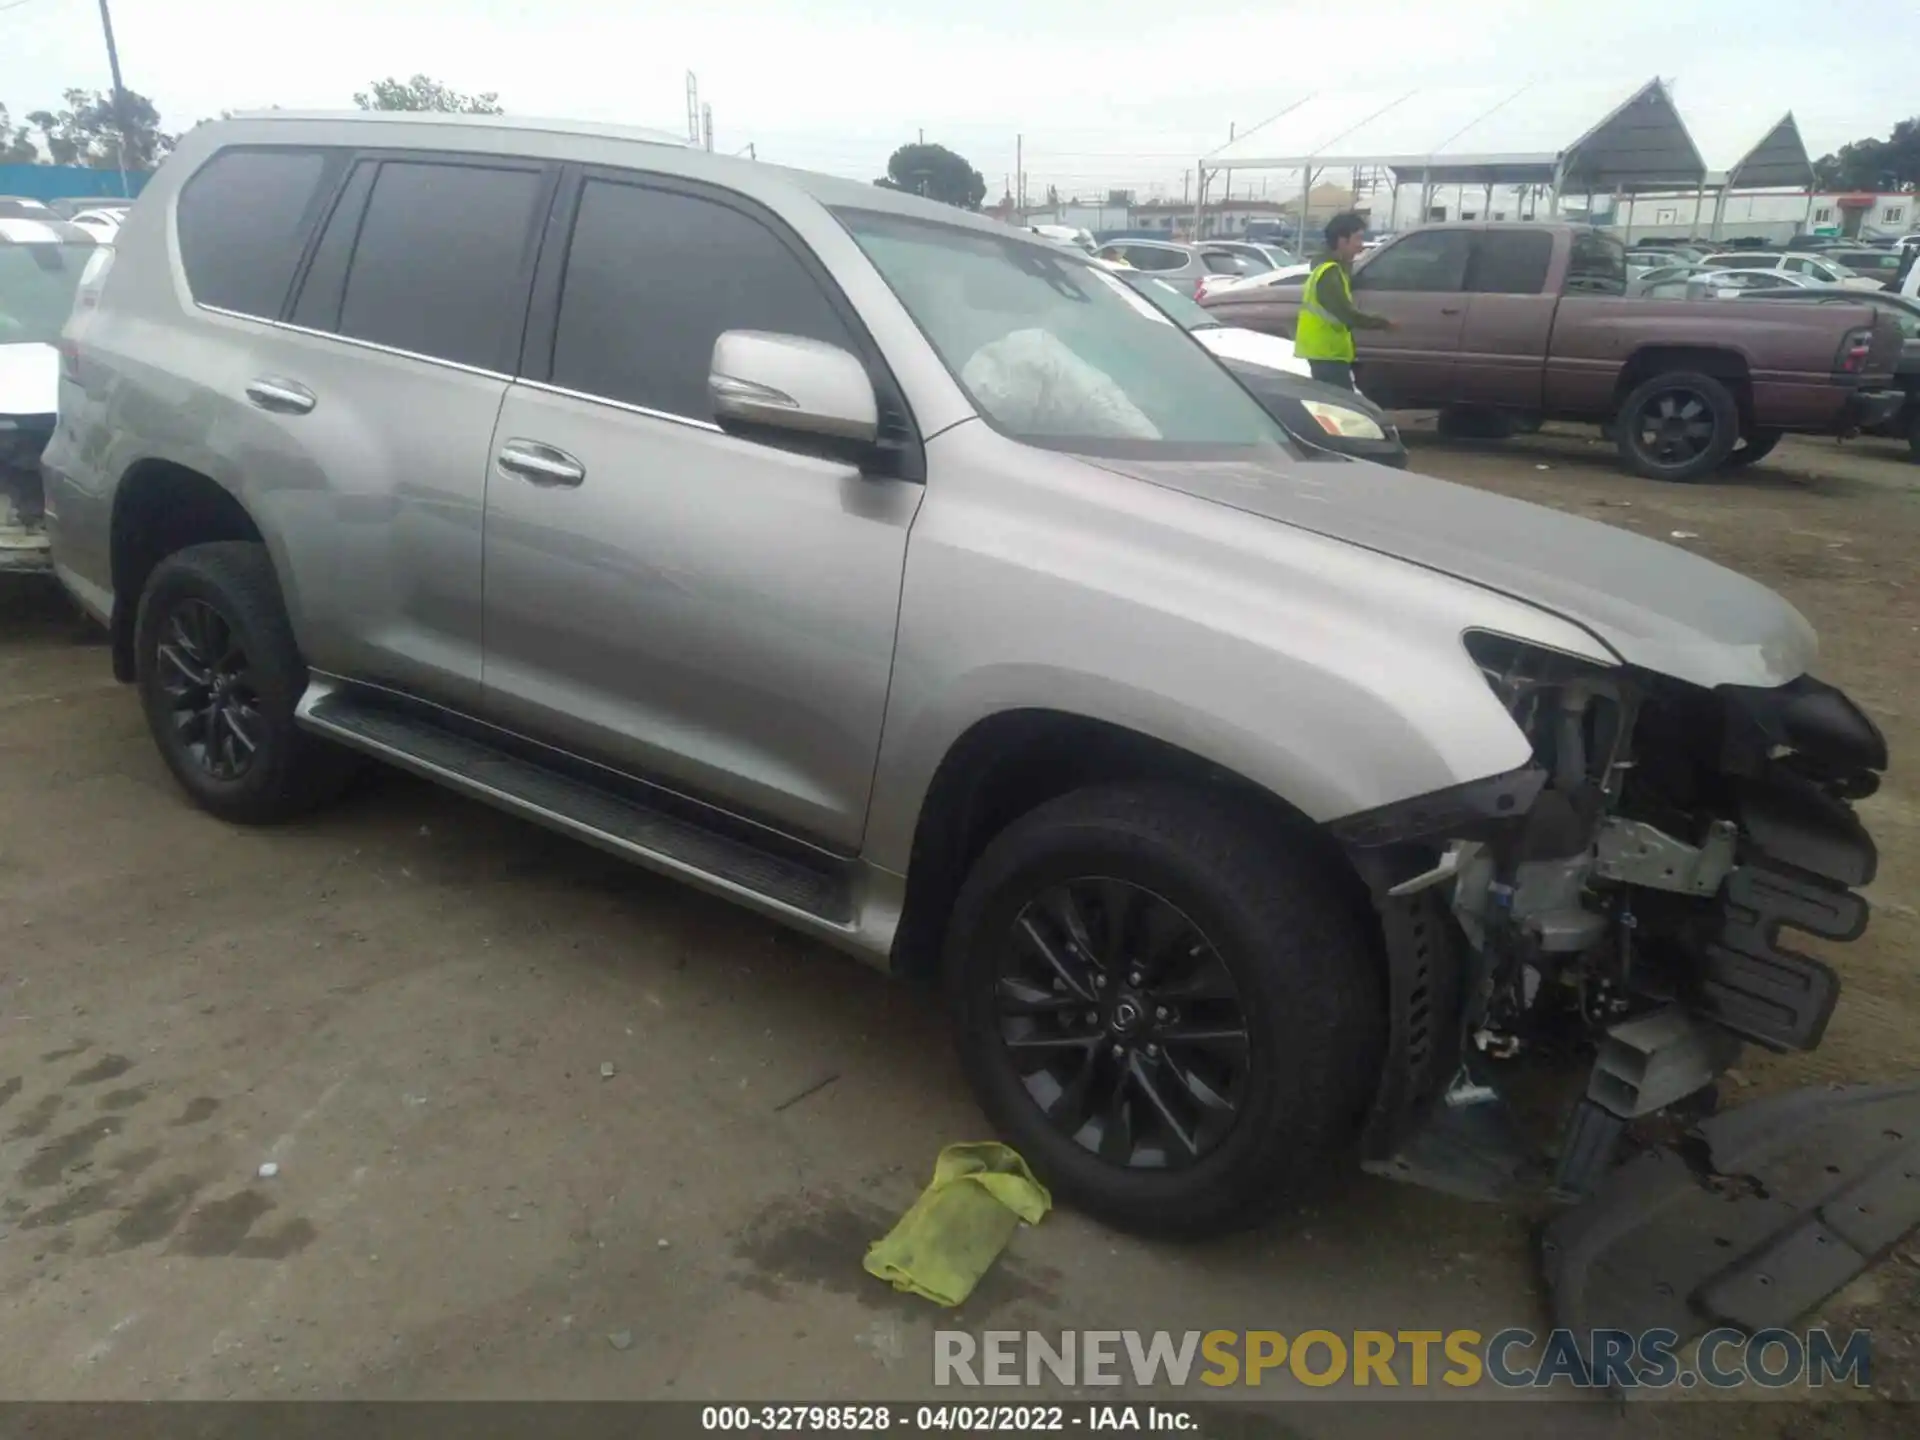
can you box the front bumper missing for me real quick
[1542,1081,1920,1338]
[1,426,51,574]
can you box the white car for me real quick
[1700,250,1882,291]
[1201,263,1314,297]
[67,208,126,240]
[1,217,104,572]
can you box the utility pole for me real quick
[95,0,133,196]
[1015,133,1023,217]
[1222,122,1235,227]
[918,128,924,145]
[685,73,700,147]
[701,103,713,153]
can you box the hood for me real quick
[1192,324,1310,376]
[1079,451,1815,689]
[0,343,59,420]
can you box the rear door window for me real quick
[1125,245,1186,272]
[1564,231,1627,295]
[1468,231,1553,294]
[177,147,347,318]
[332,159,548,371]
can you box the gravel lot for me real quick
[0,427,1913,1433]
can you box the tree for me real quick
[875,142,986,210]
[354,75,503,115]
[25,88,173,169]
[0,104,37,163]
[1813,116,1920,192]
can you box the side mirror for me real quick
[709,331,879,446]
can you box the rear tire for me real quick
[1614,371,1740,482]
[944,783,1383,1237]
[135,541,350,824]
[1724,429,1783,469]
[1907,409,1920,461]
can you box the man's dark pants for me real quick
[1307,359,1355,390]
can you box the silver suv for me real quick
[45,113,1888,1246]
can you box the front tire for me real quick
[1614,371,1740,482]
[944,784,1383,1237]
[135,541,348,823]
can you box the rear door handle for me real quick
[244,377,316,414]
[1439,306,1463,316]
[497,439,586,488]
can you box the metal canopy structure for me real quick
[1196,77,1709,221]
[1721,113,1814,191]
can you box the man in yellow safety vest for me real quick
[1293,211,1392,390]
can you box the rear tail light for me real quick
[1836,326,1873,374]
[58,339,81,384]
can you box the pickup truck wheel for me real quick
[1615,371,1739,482]
[944,783,1383,1237]
[135,541,350,824]
[1724,429,1783,468]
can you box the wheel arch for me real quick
[108,459,274,681]
[886,706,1371,985]
[1614,346,1755,428]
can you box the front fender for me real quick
[862,425,1615,871]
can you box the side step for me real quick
[297,683,855,927]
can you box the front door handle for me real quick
[497,439,586,488]
[1439,305,1463,316]
[244,377,316,414]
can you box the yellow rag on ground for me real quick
[863,1142,1052,1307]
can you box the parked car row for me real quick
[1201,221,1904,481]
[0,216,104,572]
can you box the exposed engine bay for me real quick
[1448,632,1885,1190]
[1338,631,1889,1198]
[1335,630,1907,1344]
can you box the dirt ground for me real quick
[0,426,1915,1432]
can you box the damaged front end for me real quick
[0,413,53,573]
[1334,630,1909,1336]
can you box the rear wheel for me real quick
[1907,408,1920,461]
[135,541,350,823]
[1614,371,1740,482]
[944,784,1383,1236]
[1724,428,1783,469]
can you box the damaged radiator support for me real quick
[1554,1006,1743,1198]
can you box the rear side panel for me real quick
[1545,296,1891,429]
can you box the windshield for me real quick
[1117,271,1218,330]
[837,208,1290,454]
[0,242,94,345]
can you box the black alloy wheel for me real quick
[994,877,1249,1170]
[135,540,353,823]
[1633,389,1716,467]
[155,596,262,782]
[1615,370,1738,481]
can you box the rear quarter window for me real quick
[176,147,347,318]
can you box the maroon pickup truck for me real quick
[1202,223,1904,481]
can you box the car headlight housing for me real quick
[1300,399,1386,441]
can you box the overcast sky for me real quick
[3,0,1917,200]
